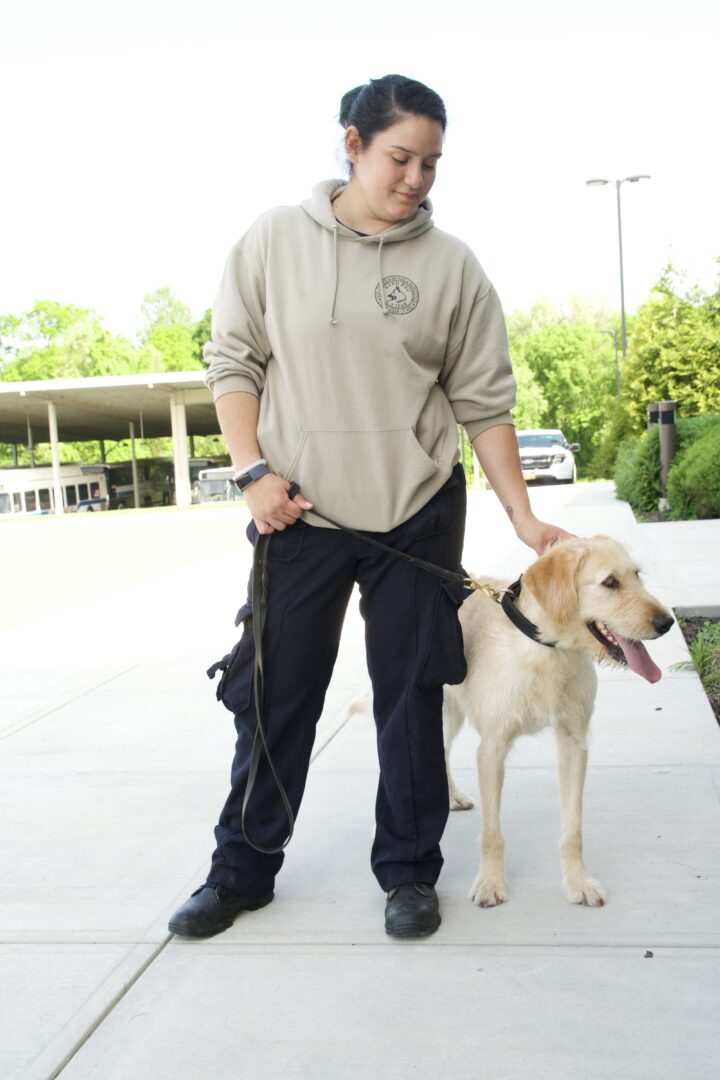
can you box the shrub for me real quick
[614,429,661,513]
[588,400,638,480]
[614,414,720,515]
[667,424,720,519]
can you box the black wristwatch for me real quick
[233,462,270,492]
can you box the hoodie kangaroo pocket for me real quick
[292,428,444,532]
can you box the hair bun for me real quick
[339,84,367,128]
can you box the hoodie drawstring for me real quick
[377,237,389,315]
[329,227,390,323]
[328,224,339,325]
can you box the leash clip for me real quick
[469,579,506,604]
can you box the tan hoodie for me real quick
[204,179,516,531]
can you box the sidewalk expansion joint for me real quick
[309,702,355,762]
[51,934,172,1078]
[0,665,140,743]
[158,941,720,952]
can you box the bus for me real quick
[106,459,172,509]
[0,464,109,516]
[193,465,243,504]
[106,457,230,509]
[0,457,230,515]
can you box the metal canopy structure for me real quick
[0,371,217,442]
[0,371,221,510]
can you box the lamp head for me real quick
[585,178,609,186]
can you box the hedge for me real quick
[667,424,720,519]
[614,414,720,516]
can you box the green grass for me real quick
[672,619,720,698]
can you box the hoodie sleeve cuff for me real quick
[206,373,261,403]
[463,412,515,441]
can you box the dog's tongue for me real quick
[615,633,662,683]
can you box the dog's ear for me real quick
[523,544,583,626]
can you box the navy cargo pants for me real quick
[206,463,468,895]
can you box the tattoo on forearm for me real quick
[506,505,513,521]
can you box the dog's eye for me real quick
[601,575,620,589]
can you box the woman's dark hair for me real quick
[339,74,447,154]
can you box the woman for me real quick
[169,75,568,940]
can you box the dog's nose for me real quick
[652,612,674,636]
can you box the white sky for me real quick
[1,1,718,342]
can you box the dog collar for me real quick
[501,578,556,649]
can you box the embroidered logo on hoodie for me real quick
[375,275,419,315]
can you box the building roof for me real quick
[0,371,218,443]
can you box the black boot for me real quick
[169,884,273,939]
[384,882,440,938]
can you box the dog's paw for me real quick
[469,875,509,907]
[565,877,606,907]
[449,789,474,811]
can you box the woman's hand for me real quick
[245,473,313,534]
[511,508,574,556]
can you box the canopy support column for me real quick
[170,392,191,506]
[47,401,64,515]
[27,417,35,467]
[129,422,139,508]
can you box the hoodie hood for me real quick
[301,179,435,243]
[302,179,435,323]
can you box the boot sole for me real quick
[169,892,274,939]
[385,914,441,938]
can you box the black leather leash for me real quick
[240,482,553,855]
[308,504,555,648]
[303,499,480,593]
[239,528,297,855]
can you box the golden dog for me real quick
[445,535,674,908]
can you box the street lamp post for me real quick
[600,328,620,393]
[586,175,650,359]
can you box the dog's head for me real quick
[521,536,674,682]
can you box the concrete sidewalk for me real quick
[1,483,718,1080]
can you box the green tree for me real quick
[592,261,720,476]
[143,323,201,371]
[511,355,548,429]
[0,301,145,382]
[619,263,720,430]
[139,287,193,335]
[193,308,212,366]
[139,287,205,371]
[508,304,618,474]
[0,300,92,373]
